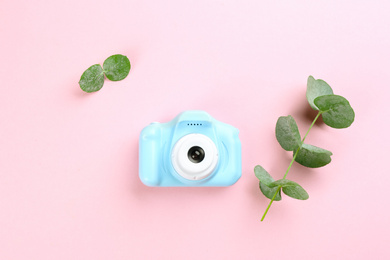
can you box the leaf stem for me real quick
[283,149,300,179]
[302,111,322,143]
[261,111,322,221]
[261,186,281,221]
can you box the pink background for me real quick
[1,0,389,259]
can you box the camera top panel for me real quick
[175,111,213,123]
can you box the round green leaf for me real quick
[255,165,282,201]
[254,165,273,186]
[294,143,332,168]
[282,184,309,200]
[275,115,301,151]
[103,54,131,81]
[314,95,355,129]
[259,182,282,201]
[79,64,104,93]
[306,75,334,110]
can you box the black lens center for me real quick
[187,146,205,163]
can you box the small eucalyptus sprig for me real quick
[255,76,355,221]
[79,54,131,93]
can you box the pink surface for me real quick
[1,0,390,259]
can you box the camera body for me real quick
[139,111,241,187]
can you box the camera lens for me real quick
[187,146,205,163]
[172,134,218,180]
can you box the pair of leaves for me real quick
[307,76,355,129]
[276,116,332,168]
[255,165,309,200]
[79,54,131,93]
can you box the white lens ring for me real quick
[171,134,219,180]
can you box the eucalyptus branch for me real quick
[255,76,355,221]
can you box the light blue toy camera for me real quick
[139,111,241,187]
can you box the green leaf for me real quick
[255,165,282,201]
[103,54,131,81]
[259,182,282,201]
[254,165,273,186]
[306,75,334,110]
[282,184,309,200]
[294,143,332,168]
[268,179,309,200]
[314,95,355,129]
[275,115,301,151]
[79,64,104,93]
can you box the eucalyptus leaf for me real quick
[275,115,301,151]
[294,143,332,168]
[255,165,282,201]
[306,76,334,110]
[103,54,131,81]
[260,182,282,201]
[254,165,273,186]
[79,64,104,93]
[282,184,309,200]
[314,95,355,129]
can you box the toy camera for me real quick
[139,111,241,186]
